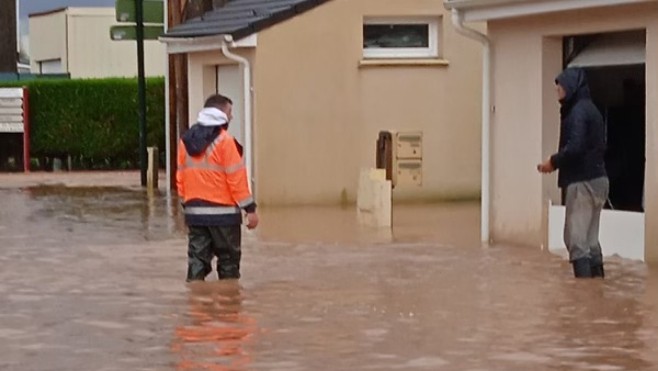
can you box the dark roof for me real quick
[164,0,332,40]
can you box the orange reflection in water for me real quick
[172,281,259,371]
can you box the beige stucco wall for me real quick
[30,8,166,78]
[249,0,483,206]
[29,11,67,72]
[487,3,658,261]
[186,49,256,126]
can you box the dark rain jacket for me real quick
[550,68,607,188]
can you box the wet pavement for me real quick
[1,172,658,371]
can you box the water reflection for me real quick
[172,281,258,371]
[17,185,187,243]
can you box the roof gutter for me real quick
[159,33,258,54]
[445,0,527,9]
[451,9,492,244]
[446,0,652,22]
[220,35,255,195]
[159,34,226,44]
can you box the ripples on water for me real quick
[0,185,656,370]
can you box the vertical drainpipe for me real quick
[221,35,254,194]
[65,10,70,74]
[451,9,491,244]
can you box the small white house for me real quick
[29,7,166,78]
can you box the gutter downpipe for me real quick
[451,9,491,244]
[221,35,254,194]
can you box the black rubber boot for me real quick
[217,254,241,280]
[591,264,605,279]
[572,258,593,278]
[186,263,211,282]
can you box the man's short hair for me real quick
[204,94,233,109]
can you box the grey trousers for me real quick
[564,177,609,263]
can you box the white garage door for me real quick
[568,31,645,68]
[39,59,64,74]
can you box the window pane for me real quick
[363,24,430,49]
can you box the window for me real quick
[363,18,440,59]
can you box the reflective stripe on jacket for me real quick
[177,129,255,226]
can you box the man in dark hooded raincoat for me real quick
[538,68,609,278]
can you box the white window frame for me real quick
[362,17,440,59]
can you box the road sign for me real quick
[110,25,164,41]
[115,0,164,24]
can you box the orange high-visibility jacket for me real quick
[177,129,255,226]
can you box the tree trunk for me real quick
[0,0,18,73]
[168,0,190,190]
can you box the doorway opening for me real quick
[563,30,646,212]
[215,64,244,146]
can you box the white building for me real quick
[29,7,165,78]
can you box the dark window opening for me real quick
[0,133,25,172]
[589,65,646,212]
[363,24,429,49]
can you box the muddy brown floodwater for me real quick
[1,173,657,371]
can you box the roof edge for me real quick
[164,0,334,40]
[29,6,113,18]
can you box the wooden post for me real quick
[147,146,159,191]
[168,54,178,191]
[0,0,17,73]
[22,87,30,172]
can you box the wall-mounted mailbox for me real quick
[395,159,422,187]
[375,130,422,188]
[395,132,422,159]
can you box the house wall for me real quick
[250,0,484,205]
[30,8,166,78]
[29,11,67,73]
[487,2,658,261]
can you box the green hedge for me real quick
[1,77,165,169]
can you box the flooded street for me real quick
[1,172,657,371]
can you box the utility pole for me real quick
[112,0,167,187]
[0,0,18,72]
[167,0,189,191]
[136,0,148,186]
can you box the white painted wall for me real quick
[549,205,645,262]
[217,64,244,145]
[29,10,67,73]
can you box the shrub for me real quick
[0,77,165,169]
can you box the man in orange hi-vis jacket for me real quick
[177,94,259,281]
